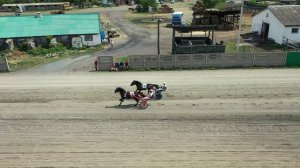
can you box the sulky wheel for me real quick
[140,101,148,109]
[156,93,162,100]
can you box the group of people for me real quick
[111,60,129,72]
[94,59,129,71]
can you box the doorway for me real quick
[261,22,270,42]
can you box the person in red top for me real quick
[94,59,98,71]
[125,60,129,70]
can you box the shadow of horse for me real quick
[105,104,139,109]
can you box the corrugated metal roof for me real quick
[0,13,101,38]
[268,5,300,27]
[2,3,64,6]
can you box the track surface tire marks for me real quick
[1,69,300,167]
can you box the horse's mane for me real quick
[115,87,125,93]
[131,80,142,85]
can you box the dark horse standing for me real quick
[130,80,159,93]
[114,87,142,106]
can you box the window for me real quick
[84,35,93,41]
[291,28,299,34]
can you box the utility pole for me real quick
[237,0,244,52]
[157,19,161,55]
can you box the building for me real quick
[0,2,71,12]
[280,0,297,5]
[251,5,300,45]
[113,0,135,5]
[0,13,102,49]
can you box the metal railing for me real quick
[283,36,300,50]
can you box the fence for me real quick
[98,52,288,71]
[98,56,113,71]
[286,52,300,66]
[0,57,9,72]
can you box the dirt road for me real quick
[1,69,300,167]
[23,6,163,73]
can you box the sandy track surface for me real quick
[1,69,300,167]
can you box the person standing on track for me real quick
[110,39,114,49]
[94,59,98,71]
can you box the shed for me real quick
[251,5,300,45]
[172,25,225,54]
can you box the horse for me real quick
[130,80,159,93]
[114,87,145,106]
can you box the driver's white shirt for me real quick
[142,84,147,89]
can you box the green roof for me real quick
[0,13,101,38]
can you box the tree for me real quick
[192,0,206,13]
[202,0,225,8]
[139,0,158,12]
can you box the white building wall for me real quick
[80,34,101,47]
[251,9,285,44]
[283,27,300,43]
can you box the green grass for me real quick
[260,40,285,50]
[7,45,104,71]
[114,56,128,63]
[225,42,255,53]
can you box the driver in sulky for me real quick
[148,86,156,99]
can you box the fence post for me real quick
[5,57,10,72]
[174,54,177,69]
[205,54,207,68]
[284,52,288,66]
[158,54,161,70]
[236,52,239,66]
[189,54,192,70]
[252,53,256,66]
[143,55,146,69]
[268,52,272,67]
[220,53,224,67]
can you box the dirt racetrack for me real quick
[1,69,300,167]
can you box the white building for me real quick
[251,5,300,45]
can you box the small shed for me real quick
[193,9,240,30]
[172,25,225,54]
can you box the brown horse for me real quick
[114,87,146,106]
